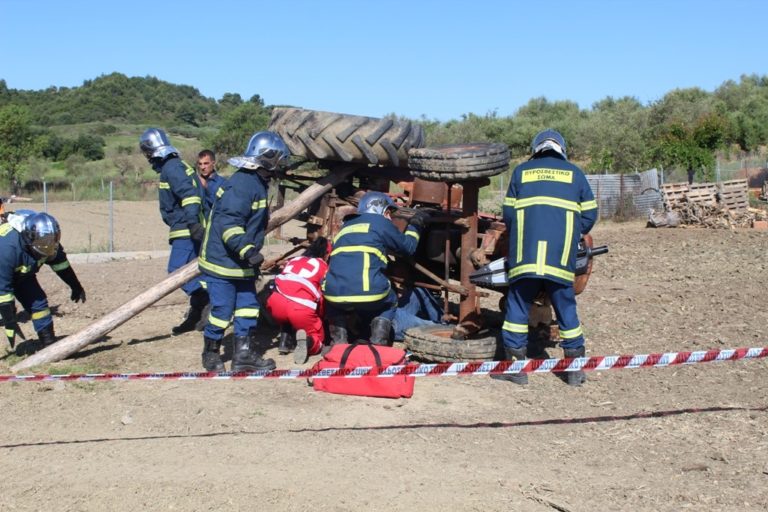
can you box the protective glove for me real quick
[189,223,205,243]
[56,266,86,304]
[247,251,264,270]
[70,285,86,303]
[0,302,24,349]
[408,209,430,231]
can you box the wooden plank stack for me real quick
[658,179,762,229]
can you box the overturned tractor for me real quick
[267,107,604,362]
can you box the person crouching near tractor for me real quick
[197,131,291,372]
[0,211,86,353]
[323,192,427,346]
[265,236,330,364]
[500,129,598,386]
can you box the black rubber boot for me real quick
[277,326,295,355]
[172,290,208,335]
[201,336,224,372]
[231,335,276,372]
[37,324,56,348]
[562,347,587,387]
[491,347,528,385]
[329,321,348,345]
[294,329,312,364]
[369,317,392,346]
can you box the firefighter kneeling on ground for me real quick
[323,192,427,346]
[197,131,291,372]
[0,211,86,353]
[265,237,330,364]
[499,129,598,386]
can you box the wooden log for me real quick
[12,169,354,372]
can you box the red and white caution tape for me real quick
[0,346,766,383]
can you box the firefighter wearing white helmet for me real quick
[139,127,208,335]
[0,211,85,352]
[197,131,291,372]
[323,191,427,347]
[500,129,598,386]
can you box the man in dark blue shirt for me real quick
[196,149,225,217]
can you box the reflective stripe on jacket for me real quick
[0,223,73,303]
[198,168,269,280]
[502,153,598,285]
[155,157,204,242]
[323,213,420,304]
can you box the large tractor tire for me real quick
[404,324,500,362]
[268,107,425,168]
[407,143,510,181]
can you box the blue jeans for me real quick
[393,287,442,341]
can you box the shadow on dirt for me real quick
[2,404,764,449]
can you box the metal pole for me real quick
[43,179,48,212]
[109,181,114,253]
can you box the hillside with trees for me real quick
[0,72,766,199]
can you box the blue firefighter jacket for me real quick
[203,172,226,218]
[323,213,421,304]
[0,223,73,305]
[198,168,269,280]
[502,152,598,286]
[153,156,204,242]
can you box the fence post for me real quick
[43,179,48,212]
[109,181,114,253]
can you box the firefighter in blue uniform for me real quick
[323,192,426,346]
[197,131,290,372]
[139,128,208,335]
[0,211,86,352]
[501,129,598,386]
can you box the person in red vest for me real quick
[266,237,330,364]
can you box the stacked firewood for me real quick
[650,199,766,229]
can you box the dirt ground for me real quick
[1,200,767,511]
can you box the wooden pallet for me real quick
[720,189,749,212]
[718,179,749,212]
[661,182,718,209]
[685,188,717,206]
[720,179,749,192]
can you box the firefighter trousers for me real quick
[502,278,584,350]
[202,275,260,340]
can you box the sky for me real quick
[1,0,766,121]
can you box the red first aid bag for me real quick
[311,343,415,398]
